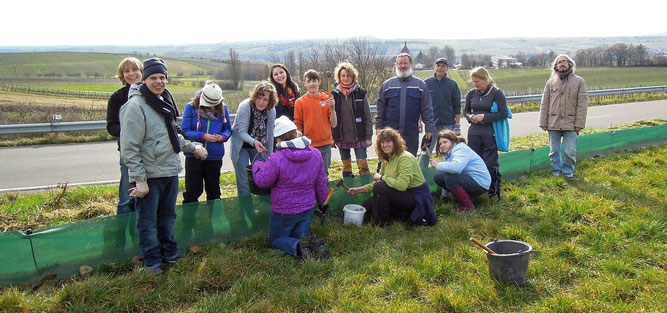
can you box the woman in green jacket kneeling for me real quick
[347,128,436,227]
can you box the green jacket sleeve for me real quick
[382,156,414,191]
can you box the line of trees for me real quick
[414,45,456,67]
[509,43,667,68]
[268,39,394,104]
[573,43,666,67]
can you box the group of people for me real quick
[106,52,588,273]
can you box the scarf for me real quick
[278,86,296,108]
[139,84,181,153]
[558,68,573,81]
[197,107,220,121]
[476,83,493,97]
[338,82,356,97]
[249,104,269,147]
[276,136,312,150]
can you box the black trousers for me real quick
[467,133,501,197]
[362,180,415,227]
[183,158,223,203]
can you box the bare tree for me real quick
[268,52,281,64]
[347,38,393,104]
[284,50,297,77]
[442,45,456,65]
[227,48,243,90]
[426,46,440,66]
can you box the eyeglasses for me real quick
[557,59,570,65]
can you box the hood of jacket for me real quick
[276,136,314,162]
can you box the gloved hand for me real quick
[454,124,461,135]
[129,181,149,198]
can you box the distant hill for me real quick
[1,36,666,62]
[0,52,236,78]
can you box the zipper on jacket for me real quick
[204,121,210,149]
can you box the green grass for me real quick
[0,52,216,78]
[1,142,665,312]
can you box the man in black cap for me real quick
[120,58,208,275]
[421,57,461,168]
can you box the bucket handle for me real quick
[251,152,268,164]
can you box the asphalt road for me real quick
[1,100,665,191]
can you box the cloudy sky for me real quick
[1,0,663,46]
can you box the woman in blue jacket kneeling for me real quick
[181,81,232,203]
[429,130,490,212]
[251,116,330,259]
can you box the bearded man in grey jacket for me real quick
[539,54,588,179]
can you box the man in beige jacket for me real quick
[539,54,588,179]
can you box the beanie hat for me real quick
[274,115,297,137]
[142,58,168,80]
[199,80,223,107]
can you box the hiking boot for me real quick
[297,233,313,259]
[144,264,164,276]
[163,255,180,266]
[310,235,330,260]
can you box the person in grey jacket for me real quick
[120,58,207,275]
[230,81,277,196]
[540,54,588,179]
[376,53,436,156]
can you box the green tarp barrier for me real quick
[1,125,665,285]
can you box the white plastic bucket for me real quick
[343,204,366,226]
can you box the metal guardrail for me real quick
[1,85,665,135]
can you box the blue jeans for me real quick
[316,145,332,176]
[136,176,180,267]
[420,124,454,168]
[338,145,368,161]
[118,157,136,214]
[233,147,259,197]
[548,130,578,176]
[268,208,314,257]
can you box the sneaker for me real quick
[297,234,313,259]
[564,174,574,179]
[145,264,164,276]
[310,235,330,260]
[163,255,180,266]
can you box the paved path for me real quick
[1,100,665,191]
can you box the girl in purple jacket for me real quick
[252,116,330,259]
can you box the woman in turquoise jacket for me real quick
[181,81,232,203]
[429,130,490,212]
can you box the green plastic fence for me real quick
[1,125,665,285]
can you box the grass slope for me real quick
[0,144,665,312]
[414,67,667,96]
[0,52,215,78]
